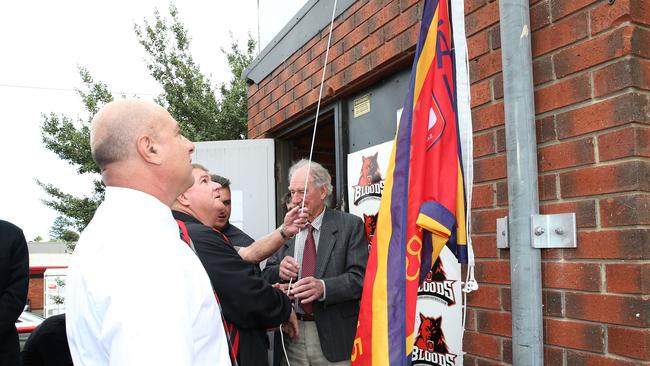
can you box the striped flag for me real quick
[351,0,469,364]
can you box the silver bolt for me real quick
[555,227,564,235]
[534,227,545,236]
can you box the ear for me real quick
[420,313,425,322]
[176,191,191,207]
[136,135,162,165]
[319,185,328,200]
[373,152,378,158]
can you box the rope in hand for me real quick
[280,1,339,366]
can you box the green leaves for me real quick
[39,3,255,235]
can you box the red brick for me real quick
[476,310,512,337]
[532,12,588,57]
[468,30,490,60]
[565,292,649,327]
[470,50,502,83]
[559,161,649,198]
[471,79,492,108]
[330,50,355,75]
[472,183,495,209]
[532,55,554,86]
[474,154,507,182]
[538,137,595,172]
[606,263,650,295]
[488,24,500,51]
[535,116,557,143]
[553,26,650,78]
[556,93,650,139]
[542,290,564,317]
[540,200,596,228]
[463,331,502,359]
[472,208,508,235]
[465,1,500,36]
[600,194,650,227]
[465,0,486,15]
[473,130,495,158]
[608,326,650,360]
[543,347,565,366]
[549,0,597,21]
[598,126,650,162]
[470,234,498,258]
[472,102,505,132]
[544,318,605,352]
[590,0,650,36]
[382,5,419,43]
[465,308,477,331]
[593,57,650,97]
[474,260,511,285]
[539,174,558,201]
[500,288,511,311]
[534,74,591,114]
[492,73,503,100]
[495,180,507,207]
[542,262,601,291]
[367,2,400,34]
[567,229,650,260]
[468,284,502,310]
[567,351,640,366]
[527,1,549,30]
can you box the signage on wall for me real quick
[353,94,371,118]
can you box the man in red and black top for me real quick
[172,164,304,366]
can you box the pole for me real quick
[498,0,544,364]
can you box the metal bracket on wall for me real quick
[495,213,577,249]
[531,213,577,249]
[496,216,509,249]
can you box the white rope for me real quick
[281,2,338,365]
[300,0,338,211]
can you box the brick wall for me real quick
[247,0,422,138]
[465,0,649,364]
[28,274,44,311]
[246,0,649,363]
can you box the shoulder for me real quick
[325,209,362,225]
[0,219,24,237]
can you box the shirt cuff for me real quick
[319,279,326,301]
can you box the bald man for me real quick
[65,100,231,365]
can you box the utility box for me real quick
[43,268,68,318]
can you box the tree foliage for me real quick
[134,4,253,141]
[39,4,256,232]
[50,216,80,243]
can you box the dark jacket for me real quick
[21,314,72,366]
[0,220,29,366]
[263,209,368,363]
[221,223,254,248]
[172,211,292,366]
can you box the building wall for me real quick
[465,1,649,364]
[246,0,649,363]
[28,274,44,311]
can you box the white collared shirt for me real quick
[66,187,230,366]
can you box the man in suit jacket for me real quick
[263,160,368,365]
[0,220,29,366]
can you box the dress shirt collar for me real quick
[308,207,326,232]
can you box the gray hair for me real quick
[288,159,333,204]
[210,174,231,189]
[192,163,209,173]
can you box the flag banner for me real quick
[412,250,462,366]
[347,141,393,249]
[351,0,472,364]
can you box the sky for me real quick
[0,0,307,241]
